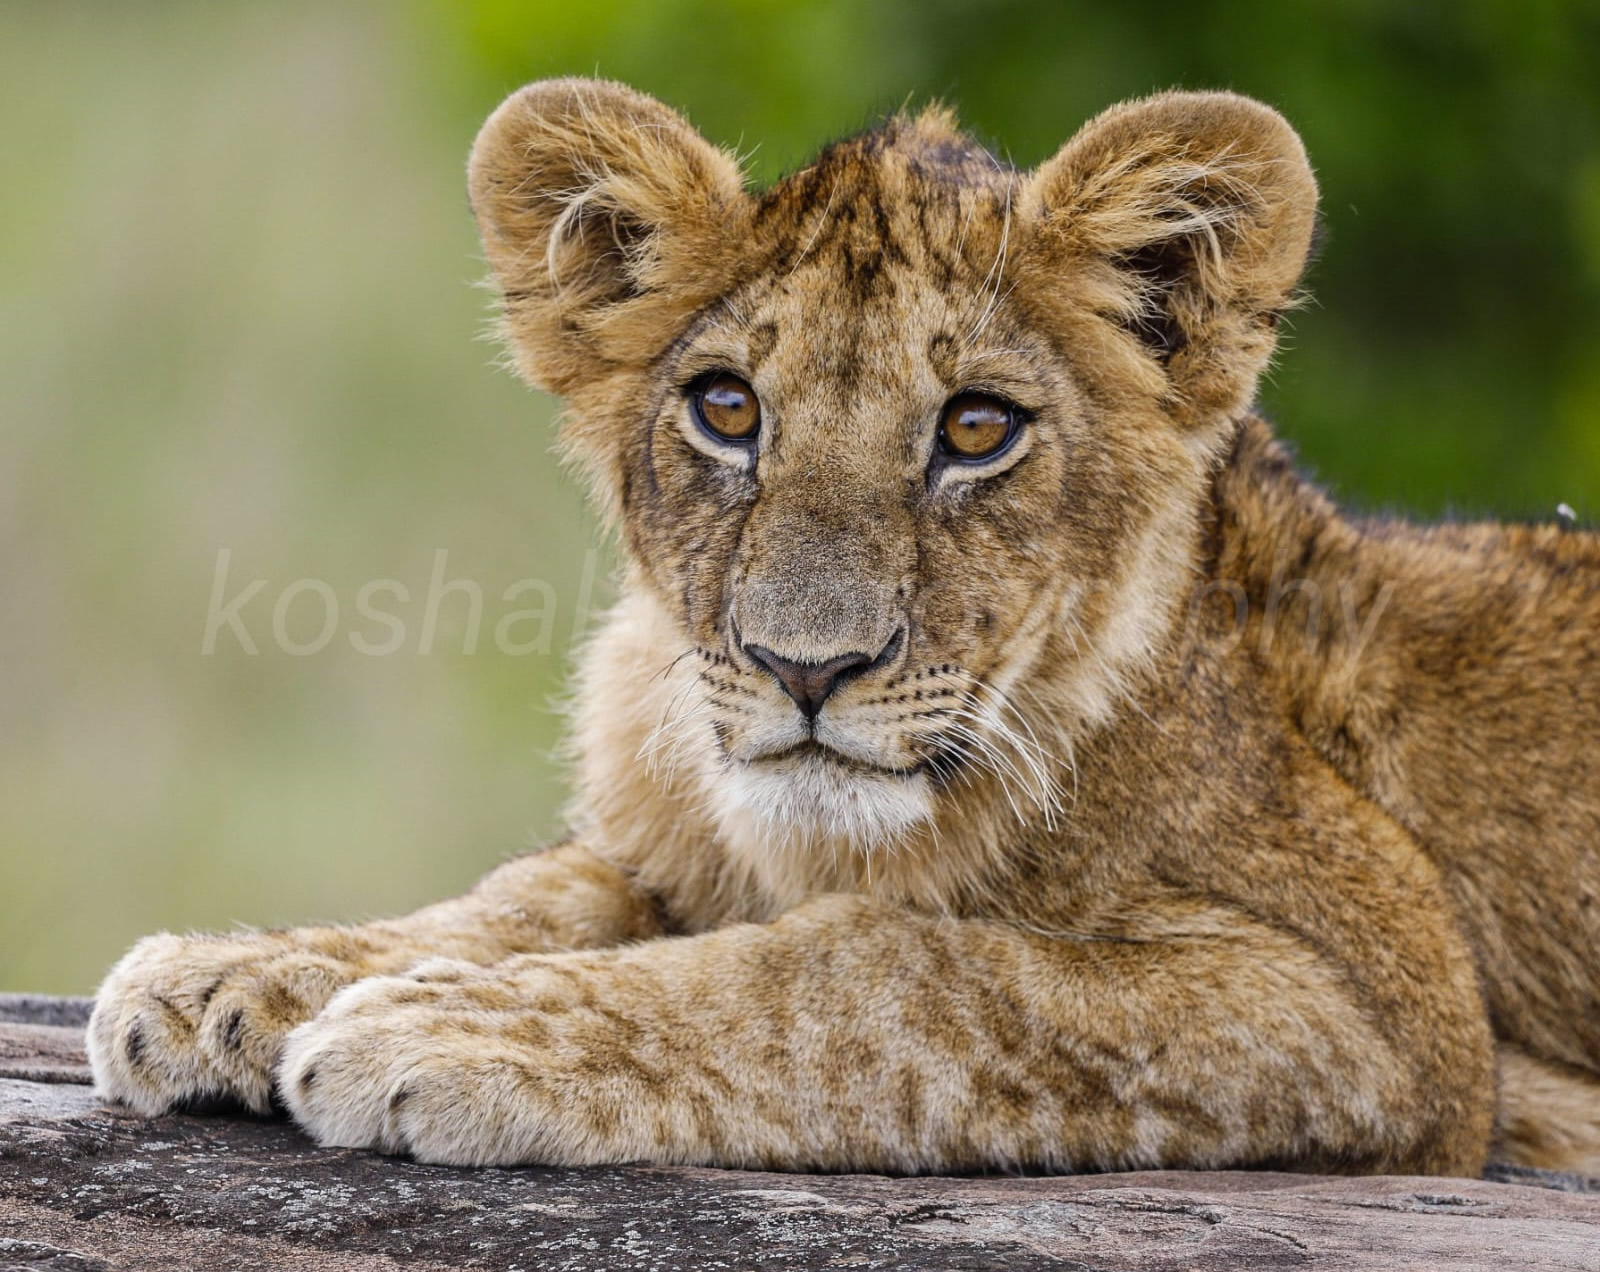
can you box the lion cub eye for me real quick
[938,392,1020,462]
[691,373,761,443]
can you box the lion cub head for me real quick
[470,81,1316,854]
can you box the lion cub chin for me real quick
[88,79,1600,1179]
[714,746,936,850]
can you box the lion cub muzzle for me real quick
[725,476,915,725]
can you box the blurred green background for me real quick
[3,0,1597,993]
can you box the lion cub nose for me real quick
[745,645,879,720]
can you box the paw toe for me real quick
[87,935,358,1116]
[87,990,219,1115]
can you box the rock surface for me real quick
[1,995,1596,1270]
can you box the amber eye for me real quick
[691,372,761,443]
[937,392,1020,461]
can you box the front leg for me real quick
[280,893,1494,1174]
[87,841,660,1115]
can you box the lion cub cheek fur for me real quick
[86,79,1600,1177]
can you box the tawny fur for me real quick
[87,80,1600,1177]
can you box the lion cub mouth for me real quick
[753,739,922,781]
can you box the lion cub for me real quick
[88,81,1600,1177]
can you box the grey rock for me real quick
[0,1000,92,1031]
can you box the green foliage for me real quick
[1,0,1595,991]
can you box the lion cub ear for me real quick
[1020,91,1318,429]
[469,78,752,395]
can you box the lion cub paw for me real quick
[87,931,363,1116]
[279,961,597,1166]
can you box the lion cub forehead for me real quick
[670,112,1025,403]
[751,109,1017,285]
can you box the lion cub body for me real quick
[87,82,1600,1176]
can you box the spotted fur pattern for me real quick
[89,81,1600,1176]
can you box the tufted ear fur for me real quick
[468,78,752,396]
[1020,91,1318,430]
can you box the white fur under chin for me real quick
[710,751,935,854]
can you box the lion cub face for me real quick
[470,81,1317,849]
[629,147,1097,846]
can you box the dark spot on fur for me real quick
[926,330,960,382]
[299,1066,317,1092]
[125,1023,145,1068]
[222,1008,245,1052]
[745,320,780,373]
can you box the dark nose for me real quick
[745,639,893,720]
